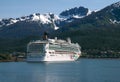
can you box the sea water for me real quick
[0,59,120,82]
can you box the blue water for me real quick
[0,59,120,82]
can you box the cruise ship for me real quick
[26,33,81,62]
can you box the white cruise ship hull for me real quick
[26,53,80,62]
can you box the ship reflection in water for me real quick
[0,59,120,82]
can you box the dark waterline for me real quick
[0,59,120,82]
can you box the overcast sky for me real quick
[0,0,120,18]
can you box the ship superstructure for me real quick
[27,37,81,62]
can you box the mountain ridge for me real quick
[0,6,92,39]
[1,1,120,55]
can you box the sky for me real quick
[0,0,120,18]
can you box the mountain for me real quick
[59,6,92,23]
[0,6,91,39]
[0,13,61,30]
[0,6,92,28]
[0,13,63,39]
[60,6,92,19]
[1,1,120,56]
[63,1,120,29]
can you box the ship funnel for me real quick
[67,38,71,44]
[43,32,48,40]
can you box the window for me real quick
[28,43,44,53]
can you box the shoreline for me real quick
[0,57,120,62]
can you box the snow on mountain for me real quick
[87,9,92,16]
[0,6,93,29]
[72,15,84,18]
[59,6,93,19]
[59,6,93,23]
[11,19,18,23]
[0,13,62,30]
[106,1,120,24]
[30,13,52,24]
[110,19,120,24]
[0,18,19,27]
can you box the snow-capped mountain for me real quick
[109,1,120,24]
[1,1,120,54]
[0,13,62,30]
[89,1,120,25]
[59,6,93,23]
[62,1,120,29]
[0,13,65,38]
[60,6,92,19]
[0,0,120,38]
[0,6,97,39]
[0,18,18,27]
[0,6,93,29]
